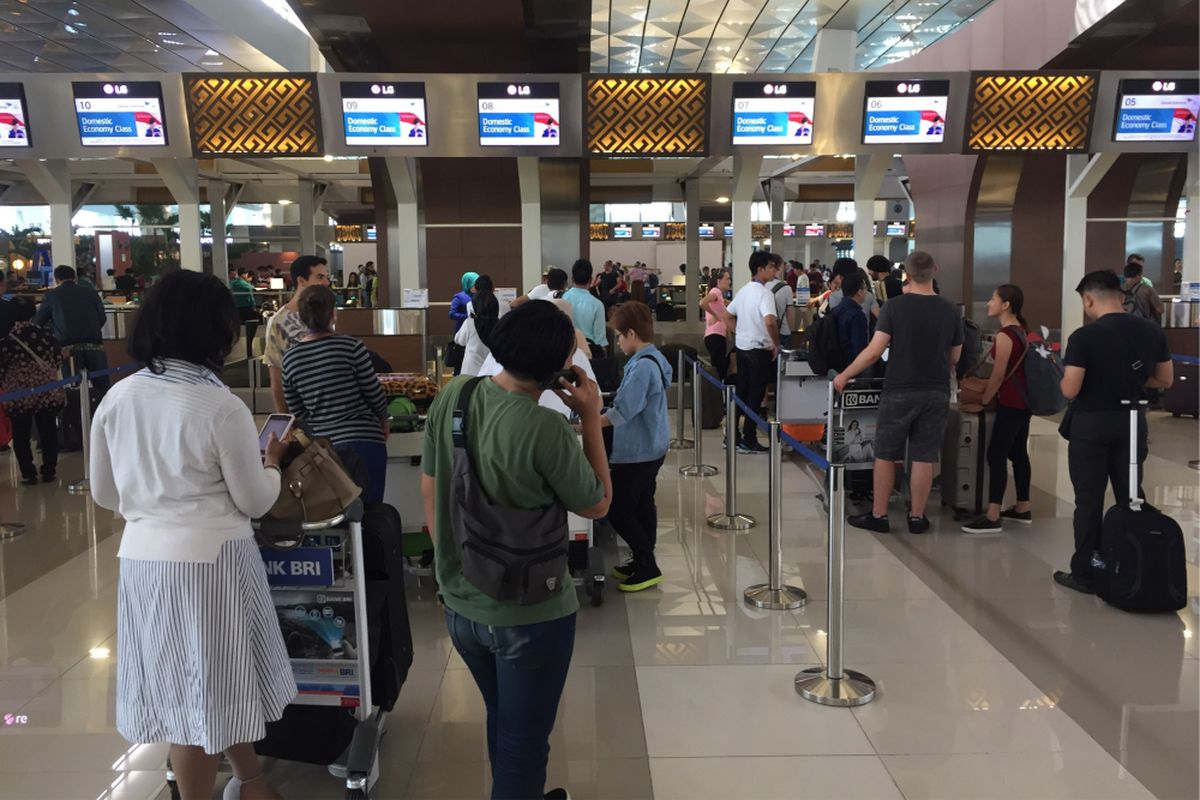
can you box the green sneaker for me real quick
[618,565,664,593]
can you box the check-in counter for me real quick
[332,308,427,373]
[99,305,139,380]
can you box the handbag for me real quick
[444,342,465,370]
[264,430,362,526]
[958,327,1028,411]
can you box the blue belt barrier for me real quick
[779,431,831,471]
[1171,354,1199,365]
[682,351,728,392]
[0,362,140,406]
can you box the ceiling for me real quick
[589,0,996,73]
[0,0,278,72]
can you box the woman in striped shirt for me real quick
[282,285,390,503]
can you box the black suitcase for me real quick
[655,302,677,322]
[1095,406,1187,613]
[940,406,993,517]
[1161,360,1198,418]
[699,368,725,429]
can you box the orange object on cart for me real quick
[783,423,824,444]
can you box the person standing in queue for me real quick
[563,258,609,358]
[1053,271,1173,594]
[961,285,1035,534]
[282,285,391,504]
[262,255,330,413]
[699,268,734,382]
[421,300,612,800]
[90,270,294,800]
[726,252,780,454]
[231,267,259,323]
[602,302,672,592]
[450,272,479,333]
[0,298,64,484]
[454,274,500,377]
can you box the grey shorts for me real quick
[874,390,950,463]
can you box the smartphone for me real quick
[259,413,295,454]
[538,369,580,391]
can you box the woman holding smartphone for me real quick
[90,270,293,800]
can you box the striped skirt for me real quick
[116,537,297,755]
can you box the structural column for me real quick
[1061,153,1119,338]
[208,179,243,285]
[382,157,422,302]
[298,179,328,259]
[684,177,701,324]
[853,155,889,263]
[152,158,202,272]
[812,29,855,73]
[1184,152,1199,282]
[768,178,786,254]
[731,154,763,291]
[517,157,542,292]
[15,159,95,270]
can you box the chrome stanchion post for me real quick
[668,349,694,450]
[680,358,717,477]
[706,384,755,530]
[434,345,444,387]
[744,420,806,609]
[67,369,91,495]
[795,463,875,706]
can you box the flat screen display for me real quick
[862,80,948,145]
[72,81,167,147]
[0,83,29,148]
[804,224,825,237]
[477,82,560,147]
[1113,79,1198,142]
[340,81,427,146]
[613,224,632,239]
[642,224,661,239]
[723,225,734,237]
[731,81,816,146]
[698,224,714,237]
[783,224,796,237]
[886,221,908,236]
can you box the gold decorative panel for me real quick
[664,223,686,241]
[336,225,368,243]
[966,73,1097,152]
[589,223,609,241]
[826,224,854,239]
[751,224,770,240]
[587,77,709,156]
[185,74,322,156]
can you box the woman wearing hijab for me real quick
[454,274,500,376]
[450,271,479,333]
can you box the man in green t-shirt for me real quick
[421,300,610,799]
[231,267,258,321]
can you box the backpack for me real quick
[807,312,846,376]
[1016,330,1068,416]
[1123,283,1154,320]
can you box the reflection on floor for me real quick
[0,412,1194,800]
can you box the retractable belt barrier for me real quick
[1171,354,1199,365]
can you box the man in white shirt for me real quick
[725,251,780,454]
[512,267,568,308]
[764,252,795,346]
[263,255,330,412]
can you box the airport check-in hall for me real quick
[0,1,1194,799]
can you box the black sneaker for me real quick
[618,564,664,593]
[1000,507,1033,525]
[907,516,931,535]
[611,557,637,581]
[1053,570,1095,595]
[848,512,890,533]
[19,476,37,487]
[40,472,55,484]
[739,440,769,455]
[961,515,1001,534]
[544,790,571,800]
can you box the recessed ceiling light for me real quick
[88,647,110,660]
[204,48,219,56]
[278,199,292,205]
[715,196,730,203]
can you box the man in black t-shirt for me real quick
[833,251,963,534]
[597,261,618,308]
[1053,271,1174,595]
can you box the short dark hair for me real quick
[8,297,34,322]
[610,301,654,342]
[572,259,593,285]
[748,251,772,277]
[842,271,866,298]
[1123,261,1144,279]
[297,284,336,333]
[290,255,327,284]
[546,267,569,292]
[831,257,858,280]
[1127,253,1144,264]
[237,266,254,278]
[866,255,892,276]
[1075,270,1122,296]
[905,251,937,283]
[128,270,239,373]
[488,297,575,383]
[54,265,76,282]
[767,252,784,267]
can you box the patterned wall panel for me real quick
[664,223,686,241]
[587,77,709,156]
[751,224,770,241]
[185,74,322,157]
[589,223,609,241]
[966,73,1098,152]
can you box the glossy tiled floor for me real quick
[0,411,1195,800]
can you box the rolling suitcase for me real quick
[699,369,725,429]
[655,302,677,322]
[1095,405,1187,613]
[360,502,414,710]
[1161,360,1198,418]
[940,406,993,517]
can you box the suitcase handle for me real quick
[1122,400,1148,512]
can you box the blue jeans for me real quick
[340,440,387,504]
[444,608,575,800]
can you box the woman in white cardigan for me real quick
[90,271,293,800]
[453,273,499,376]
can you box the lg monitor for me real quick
[886,221,908,237]
[698,224,715,237]
[72,81,168,147]
[731,81,816,146]
[1113,79,1199,142]
[804,224,825,237]
[862,80,949,145]
[613,224,632,239]
[477,82,560,147]
[723,225,734,237]
[340,81,427,147]
[642,224,661,239]
[0,83,30,148]
[783,224,797,237]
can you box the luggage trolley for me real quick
[171,501,386,800]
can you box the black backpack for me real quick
[807,312,846,376]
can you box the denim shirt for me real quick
[605,345,672,464]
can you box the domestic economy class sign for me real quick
[731,81,816,145]
[862,80,949,145]
[340,81,427,146]
[72,81,167,147]
[1113,79,1198,142]
[477,82,560,147]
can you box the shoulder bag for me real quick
[264,429,362,526]
[959,327,1027,411]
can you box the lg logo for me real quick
[1152,81,1177,92]
[896,83,921,95]
[506,84,532,96]
[102,84,129,95]
[762,84,789,96]
[370,84,395,95]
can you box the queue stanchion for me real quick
[795,462,876,706]
[67,368,91,495]
[744,420,807,609]
[706,384,755,531]
[668,349,694,450]
[680,357,718,478]
[434,346,445,387]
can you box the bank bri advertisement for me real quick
[72,81,167,147]
[340,81,427,146]
[862,80,949,145]
[1113,79,1198,142]
[477,82,560,146]
[731,81,816,145]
